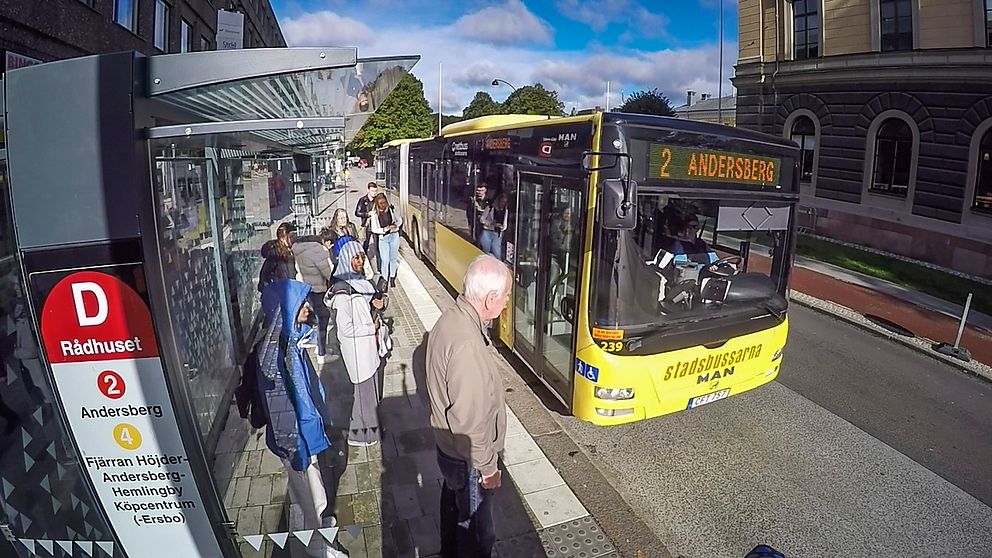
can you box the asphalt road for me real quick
[556,305,992,558]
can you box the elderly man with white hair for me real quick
[425,254,511,558]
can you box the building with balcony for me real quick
[733,0,992,278]
[1,0,285,72]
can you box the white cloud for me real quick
[280,9,734,116]
[453,0,554,47]
[451,61,506,88]
[555,0,632,32]
[633,7,670,39]
[555,0,669,38]
[281,11,375,47]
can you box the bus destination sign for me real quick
[648,144,782,187]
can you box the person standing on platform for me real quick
[258,222,297,293]
[292,228,337,365]
[326,241,385,447]
[425,255,511,558]
[328,208,358,246]
[354,182,380,269]
[256,279,346,558]
[370,193,402,291]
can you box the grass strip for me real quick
[795,235,991,315]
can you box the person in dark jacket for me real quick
[329,208,358,244]
[258,222,297,292]
[354,182,380,267]
[292,229,336,364]
[257,279,346,558]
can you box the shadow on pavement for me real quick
[370,332,545,557]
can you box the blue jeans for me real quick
[437,448,495,558]
[479,229,502,260]
[378,231,400,279]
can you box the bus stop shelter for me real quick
[0,47,416,557]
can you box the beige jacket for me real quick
[426,296,507,476]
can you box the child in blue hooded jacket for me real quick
[258,279,346,558]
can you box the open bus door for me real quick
[512,173,585,405]
[423,161,440,262]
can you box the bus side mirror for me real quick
[600,179,637,230]
[582,151,621,171]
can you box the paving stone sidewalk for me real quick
[212,174,618,557]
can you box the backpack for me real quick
[234,343,267,429]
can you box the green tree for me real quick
[502,83,565,116]
[432,113,465,135]
[349,73,434,151]
[462,91,504,119]
[613,88,676,117]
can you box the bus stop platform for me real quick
[210,175,618,558]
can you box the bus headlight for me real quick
[772,347,784,361]
[594,387,635,401]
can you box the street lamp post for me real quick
[491,78,518,93]
[718,0,724,125]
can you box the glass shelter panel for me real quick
[147,130,342,557]
[152,143,238,439]
[153,58,418,123]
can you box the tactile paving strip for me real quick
[541,516,616,558]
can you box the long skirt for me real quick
[349,374,381,444]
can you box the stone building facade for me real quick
[1,0,285,70]
[734,0,992,277]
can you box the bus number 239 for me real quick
[599,341,624,353]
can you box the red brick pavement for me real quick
[740,253,992,365]
[789,266,992,366]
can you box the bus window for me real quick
[445,160,473,240]
[593,194,791,334]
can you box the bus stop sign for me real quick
[37,268,223,558]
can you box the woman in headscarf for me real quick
[325,241,384,447]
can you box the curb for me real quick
[789,290,992,383]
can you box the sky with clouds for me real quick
[270,0,738,115]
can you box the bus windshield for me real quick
[592,192,794,332]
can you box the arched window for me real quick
[790,116,816,183]
[974,127,992,212]
[871,118,914,197]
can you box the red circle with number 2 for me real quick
[98,370,126,399]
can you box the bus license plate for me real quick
[688,389,730,409]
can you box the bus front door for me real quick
[513,174,583,404]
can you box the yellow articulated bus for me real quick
[376,112,800,425]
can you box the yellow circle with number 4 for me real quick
[113,423,142,451]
